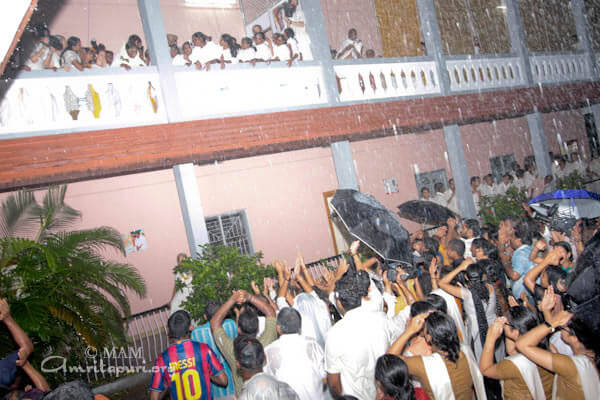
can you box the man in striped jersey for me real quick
[150,310,228,400]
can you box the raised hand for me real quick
[250,281,261,296]
[488,317,507,339]
[407,313,427,335]
[539,286,557,313]
[350,240,360,256]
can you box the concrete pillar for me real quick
[173,163,209,258]
[571,0,597,78]
[416,0,451,95]
[137,0,182,122]
[297,0,339,104]
[504,0,533,85]
[443,124,477,218]
[331,141,359,190]
[527,112,553,179]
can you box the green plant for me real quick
[478,186,528,226]
[175,244,276,323]
[0,185,146,386]
[556,171,585,190]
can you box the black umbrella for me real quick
[330,189,412,266]
[397,200,457,226]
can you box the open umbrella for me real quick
[397,200,457,226]
[330,189,412,266]
[528,189,600,219]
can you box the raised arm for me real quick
[439,258,473,299]
[238,290,275,318]
[480,317,507,379]
[210,292,239,332]
[529,237,546,264]
[22,361,50,392]
[387,313,426,356]
[515,310,572,372]
[523,247,564,294]
[0,298,33,366]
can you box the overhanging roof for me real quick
[0,0,38,76]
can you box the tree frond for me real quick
[35,185,81,241]
[0,190,39,239]
[0,237,41,269]
[50,227,125,255]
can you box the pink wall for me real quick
[39,0,244,55]
[543,110,588,157]
[461,117,534,177]
[195,147,339,267]
[321,0,383,57]
[350,131,451,230]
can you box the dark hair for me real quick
[277,307,302,334]
[423,237,439,255]
[447,239,465,258]
[546,265,567,293]
[254,31,265,41]
[61,36,80,61]
[420,187,430,194]
[192,31,210,43]
[204,300,220,321]
[410,300,437,317]
[234,336,264,371]
[241,37,256,51]
[49,35,63,51]
[425,311,460,362]
[514,221,533,245]
[466,263,492,345]
[472,238,498,260]
[238,308,259,336]
[127,34,142,48]
[470,176,480,184]
[464,219,481,237]
[554,241,574,262]
[220,33,239,58]
[284,28,295,39]
[425,294,448,314]
[335,270,369,311]
[417,272,433,296]
[284,0,297,17]
[375,354,416,400]
[569,315,600,369]
[481,224,498,242]
[168,310,191,339]
[479,258,509,316]
[508,305,539,335]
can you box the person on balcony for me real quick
[220,34,239,67]
[253,32,273,63]
[191,32,222,71]
[23,24,50,71]
[172,41,193,67]
[284,28,301,61]
[272,34,294,66]
[336,29,363,60]
[119,42,146,70]
[237,38,257,63]
[60,36,85,71]
[479,174,498,198]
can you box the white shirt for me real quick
[239,372,300,400]
[325,305,396,400]
[479,183,497,197]
[462,237,476,259]
[238,47,256,62]
[25,42,49,70]
[287,37,300,59]
[264,334,326,400]
[255,42,272,61]
[431,192,447,206]
[171,54,191,66]
[190,41,221,64]
[273,44,291,61]
[337,38,363,59]
[221,47,238,63]
[523,171,537,188]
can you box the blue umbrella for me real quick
[528,189,600,219]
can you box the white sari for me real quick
[503,354,545,399]
[552,354,600,400]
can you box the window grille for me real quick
[205,211,254,255]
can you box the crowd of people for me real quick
[20,2,378,75]
[420,152,599,215]
[156,202,600,400]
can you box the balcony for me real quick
[1,0,599,140]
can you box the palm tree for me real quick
[0,185,146,350]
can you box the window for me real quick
[490,154,516,183]
[415,169,449,197]
[205,211,254,255]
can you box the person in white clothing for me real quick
[325,270,396,400]
[284,28,302,60]
[263,308,327,400]
[479,174,497,197]
[238,37,257,63]
[253,32,273,62]
[336,28,363,59]
[190,32,222,70]
[460,219,480,259]
[172,41,192,66]
[219,34,239,66]
[169,253,192,314]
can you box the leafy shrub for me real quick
[175,244,276,323]
[478,186,528,226]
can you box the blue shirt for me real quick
[191,319,238,397]
[511,244,535,298]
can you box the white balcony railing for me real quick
[0,68,168,136]
[529,53,592,84]
[334,60,441,102]
[174,62,327,120]
[446,56,526,92]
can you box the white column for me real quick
[331,141,359,190]
[527,112,553,179]
[173,163,209,258]
[444,124,477,218]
